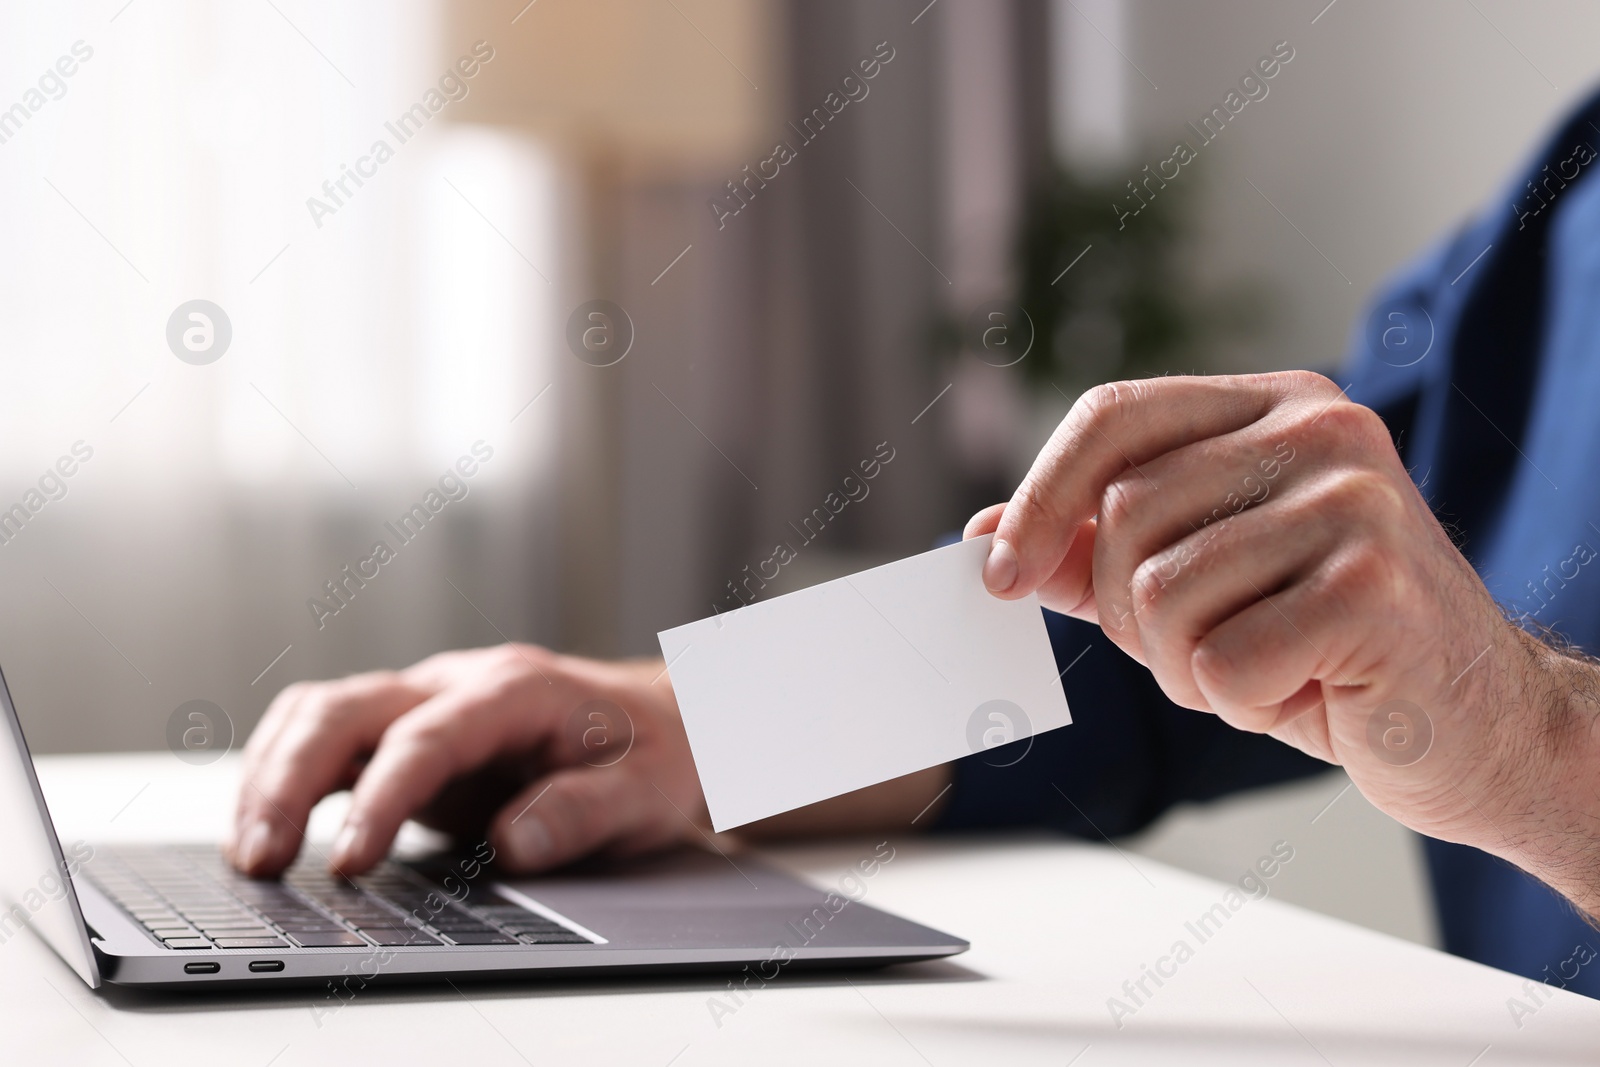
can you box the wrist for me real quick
[1481,634,1600,919]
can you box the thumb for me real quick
[963,502,1006,539]
[488,767,653,873]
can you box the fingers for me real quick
[230,673,429,877]
[1189,559,1370,735]
[1184,461,1417,737]
[328,668,559,874]
[1090,430,1296,643]
[1117,489,1340,712]
[985,372,1333,602]
[489,766,678,873]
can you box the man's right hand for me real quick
[226,645,709,878]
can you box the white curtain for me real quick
[0,1,563,752]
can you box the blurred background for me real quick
[3,0,1597,950]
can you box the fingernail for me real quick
[237,820,273,872]
[505,818,553,869]
[329,820,363,872]
[983,539,1019,593]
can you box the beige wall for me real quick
[1128,0,1600,375]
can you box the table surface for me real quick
[5,753,1598,1066]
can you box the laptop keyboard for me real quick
[83,846,592,950]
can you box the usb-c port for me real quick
[248,960,285,973]
[184,962,220,974]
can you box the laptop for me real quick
[0,667,967,989]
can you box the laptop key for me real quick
[163,938,215,949]
[199,926,275,938]
[358,928,441,946]
[287,931,369,948]
[234,888,301,903]
[518,932,591,944]
[214,937,289,949]
[443,931,520,945]
[151,928,199,939]
[501,924,567,935]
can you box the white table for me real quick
[5,753,1597,1066]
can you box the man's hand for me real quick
[227,647,707,877]
[967,371,1600,912]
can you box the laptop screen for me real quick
[0,663,99,986]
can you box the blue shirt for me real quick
[941,87,1600,997]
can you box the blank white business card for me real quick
[658,535,1073,831]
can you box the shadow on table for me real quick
[93,956,985,1015]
